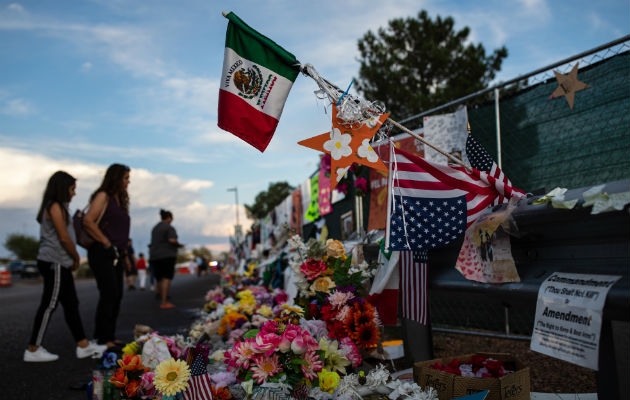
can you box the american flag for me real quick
[465,134,525,205]
[386,144,524,325]
[386,145,507,252]
[182,353,213,400]
[400,251,428,324]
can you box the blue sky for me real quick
[0,0,628,257]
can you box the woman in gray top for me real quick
[149,209,183,309]
[24,171,107,362]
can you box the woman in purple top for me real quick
[83,163,131,348]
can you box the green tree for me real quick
[192,247,213,261]
[356,10,508,119]
[4,233,39,260]
[244,181,295,220]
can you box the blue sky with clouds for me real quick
[0,0,628,256]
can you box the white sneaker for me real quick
[24,347,59,362]
[76,341,108,359]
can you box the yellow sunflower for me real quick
[153,358,191,396]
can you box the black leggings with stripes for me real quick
[28,260,86,346]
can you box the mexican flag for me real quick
[218,12,300,152]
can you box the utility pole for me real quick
[227,187,241,242]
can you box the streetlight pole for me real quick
[227,187,240,241]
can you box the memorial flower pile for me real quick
[224,320,336,394]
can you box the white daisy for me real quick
[357,138,379,163]
[323,128,352,160]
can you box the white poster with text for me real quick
[530,272,620,370]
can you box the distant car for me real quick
[21,262,39,279]
[7,260,25,275]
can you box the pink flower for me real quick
[209,372,237,389]
[335,181,349,195]
[273,290,289,305]
[301,350,324,381]
[328,291,355,308]
[300,258,328,280]
[320,154,331,174]
[254,332,281,356]
[354,176,368,196]
[138,371,156,399]
[260,320,279,335]
[279,325,301,353]
[225,338,257,369]
[340,337,362,368]
[291,328,319,355]
[251,354,282,384]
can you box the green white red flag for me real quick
[218,12,300,152]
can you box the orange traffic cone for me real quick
[0,270,12,287]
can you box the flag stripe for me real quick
[218,90,279,150]
[400,252,428,325]
[224,12,299,81]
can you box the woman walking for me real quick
[24,171,107,362]
[149,209,183,309]
[83,163,131,348]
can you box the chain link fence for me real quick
[400,36,630,338]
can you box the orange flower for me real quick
[109,368,128,388]
[353,303,376,326]
[353,323,380,349]
[125,380,141,398]
[117,354,148,372]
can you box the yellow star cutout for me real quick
[549,63,591,109]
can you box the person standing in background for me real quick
[83,163,131,348]
[25,171,107,362]
[136,252,147,290]
[125,238,137,290]
[149,209,183,309]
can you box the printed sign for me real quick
[530,272,621,370]
[422,106,469,165]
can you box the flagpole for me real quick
[299,64,472,171]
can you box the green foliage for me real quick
[244,181,295,220]
[192,246,213,261]
[355,10,508,119]
[243,329,260,339]
[4,233,39,260]
[332,255,365,291]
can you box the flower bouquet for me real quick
[289,236,381,351]
[224,319,343,398]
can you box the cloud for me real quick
[7,3,24,13]
[0,147,248,256]
[81,61,93,71]
[1,97,33,116]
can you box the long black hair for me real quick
[36,171,76,224]
[90,163,130,213]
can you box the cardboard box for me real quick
[413,352,530,400]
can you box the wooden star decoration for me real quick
[298,104,390,190]
[549,63,591,109]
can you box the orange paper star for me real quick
[549,63,591,109]
[298,105,390,189]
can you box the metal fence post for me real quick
[494,88,502,169]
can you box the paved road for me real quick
[0,272,220,400]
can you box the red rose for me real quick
[299,259,328,280]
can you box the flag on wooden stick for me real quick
[218,12,300,152]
